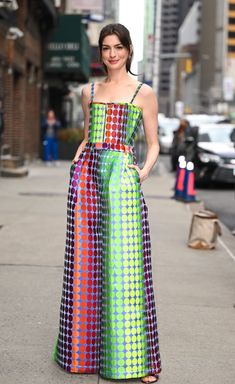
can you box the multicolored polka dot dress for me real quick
[52,82,162,380]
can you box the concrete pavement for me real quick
[0,159,235,384]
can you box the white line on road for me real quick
[218,237,235,262]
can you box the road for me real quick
[159,154,235,232]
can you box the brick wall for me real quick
[0,0,53,161]
[2,68,14,152]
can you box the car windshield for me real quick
[198,125,235,143]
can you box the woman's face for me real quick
[101,34,130,72]
[47,110,55,120]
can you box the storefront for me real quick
[44,14,91,119]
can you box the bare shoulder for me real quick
[140,83,156,99]
[81,83,91,99]
[138,83,158,111]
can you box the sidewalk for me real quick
[0,160,235,384]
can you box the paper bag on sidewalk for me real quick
[187,210,222,249]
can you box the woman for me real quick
[171,118,190,171]
[41,109,61,165]
[52,23,162,383]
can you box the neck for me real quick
[105,68,130,84]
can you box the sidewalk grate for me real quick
[19,192,66,197]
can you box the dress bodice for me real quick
[88,102,142,146]
[88,82,143,147]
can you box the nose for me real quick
[109,48,116,58]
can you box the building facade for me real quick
[178,0,196,26]
[170,0,201,115]
[158,0,179,115]
[0,0,57,168]
[142,0,155,87]
[172,0,235,115]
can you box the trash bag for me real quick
[188,210,222,249]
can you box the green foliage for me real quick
[57,128,84,143]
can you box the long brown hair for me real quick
[98,23,137,76]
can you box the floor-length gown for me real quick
[52,82,162,380]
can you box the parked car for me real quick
[175,123,235,184]
[184,114,229,126]
[158,117,180,154]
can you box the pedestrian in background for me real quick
[171,118,190,170]
[41,109,61,166]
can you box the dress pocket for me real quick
[133,167,141,182]
[70,146,87,166]
[125,153,141,183]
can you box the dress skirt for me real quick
[52,142,162,380]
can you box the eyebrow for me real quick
[102,43,123,47]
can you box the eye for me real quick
[117,45,124,49]
[102,47,109,51]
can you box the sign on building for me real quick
[66,0,104,14]
[44,15,90,81]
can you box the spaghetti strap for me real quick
[90,82,95,102]
[130,82,143,103]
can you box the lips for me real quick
[109,60,119,64]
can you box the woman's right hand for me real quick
[71,154,80,164]
[71,139,88,164]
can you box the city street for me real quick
[160,154,235,232]
[1,1,235,383]
[0,160,235,384]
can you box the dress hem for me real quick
[53,355,161,380]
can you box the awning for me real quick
[44,14,91,82]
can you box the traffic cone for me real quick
[174,156,186,200]
[182,161,197,202]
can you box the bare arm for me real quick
[71,84,90,163]
[128,85,160,182]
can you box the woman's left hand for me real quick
[128,164,149,183]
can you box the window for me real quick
[160,87,169,91]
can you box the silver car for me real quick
[158,117,180,154]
